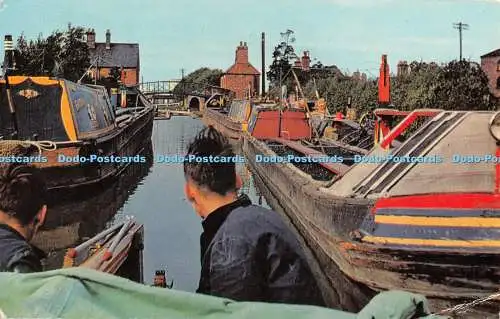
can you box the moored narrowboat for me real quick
[244,109,500,317]
[0,76,154,192]
[202,98,313,141]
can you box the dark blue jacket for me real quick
[0,224,45,273]
[197,195,325,306]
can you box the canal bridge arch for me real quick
[187,95,205,111]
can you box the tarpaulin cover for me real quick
[0,267,448,319]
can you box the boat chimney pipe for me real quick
[3,34,18,137]
[3,35,14,73]
[261,32,265,97]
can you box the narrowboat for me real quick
[0,76,154,192]
[243,109,500,317]
[201,97,313,141]
[201,99,252,139]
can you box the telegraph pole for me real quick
[261,32,265,97]
[453,22,469,61]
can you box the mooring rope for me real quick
[0,140,57,156]
[437,291,500,316]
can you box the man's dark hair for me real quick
[0,163,47,225]
[184,126,236,196]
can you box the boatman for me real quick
[183,126,326,306]
[0,162,47,273]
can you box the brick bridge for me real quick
[139,80,233,111]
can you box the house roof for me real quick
[89,43,140,68]
[481,48,500,58]
[224,63,260,75]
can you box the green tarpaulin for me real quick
[0,268,448,319]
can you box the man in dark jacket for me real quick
[0,162,47,273]
[183,126,325,306]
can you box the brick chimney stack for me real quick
[106,29,111,50]
[397,60,409,77]
[235,41,249,64]
[301,51,311,71]
[86,29,96,49]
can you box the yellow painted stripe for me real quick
[7,76,59,86]
[363,236,500,248]
[59,81,77,141]
[374,215,500,228]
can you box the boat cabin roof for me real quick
[0,76,116,142]
[324,111,498,198]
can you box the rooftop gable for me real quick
[89,42,139,68]
[481,48,500,59]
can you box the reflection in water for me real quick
[115,117,268,291]
[33,142,154,270]
[33,117,269,292]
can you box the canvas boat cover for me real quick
[325,111,498,198]
[0,267,447,319]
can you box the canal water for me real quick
[34,117,267,292]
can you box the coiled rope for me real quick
[0,140,57,156]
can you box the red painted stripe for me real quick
[379,110,440,148]
[375,193,500,209]
[381,113,417,148]
[374,110,410,117]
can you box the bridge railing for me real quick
[139,80,234,99]
[140,80,181,94]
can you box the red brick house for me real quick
[86,29,140,86]
[220,42,260,99]
[480,48,500,98]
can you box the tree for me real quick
[267,30,297,90]
[391,60,493,111]
[107,66,122,82]
[391,62,441,111]
[304,74,377,114]
[11,24,90,82]
[434,60,492,110]
[172,67,223,97]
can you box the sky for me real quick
[0,0,500,82]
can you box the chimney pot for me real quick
[106,29,111,50]
[86,30,96,49]
[244,42,247,46]
[235,41,249,64]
